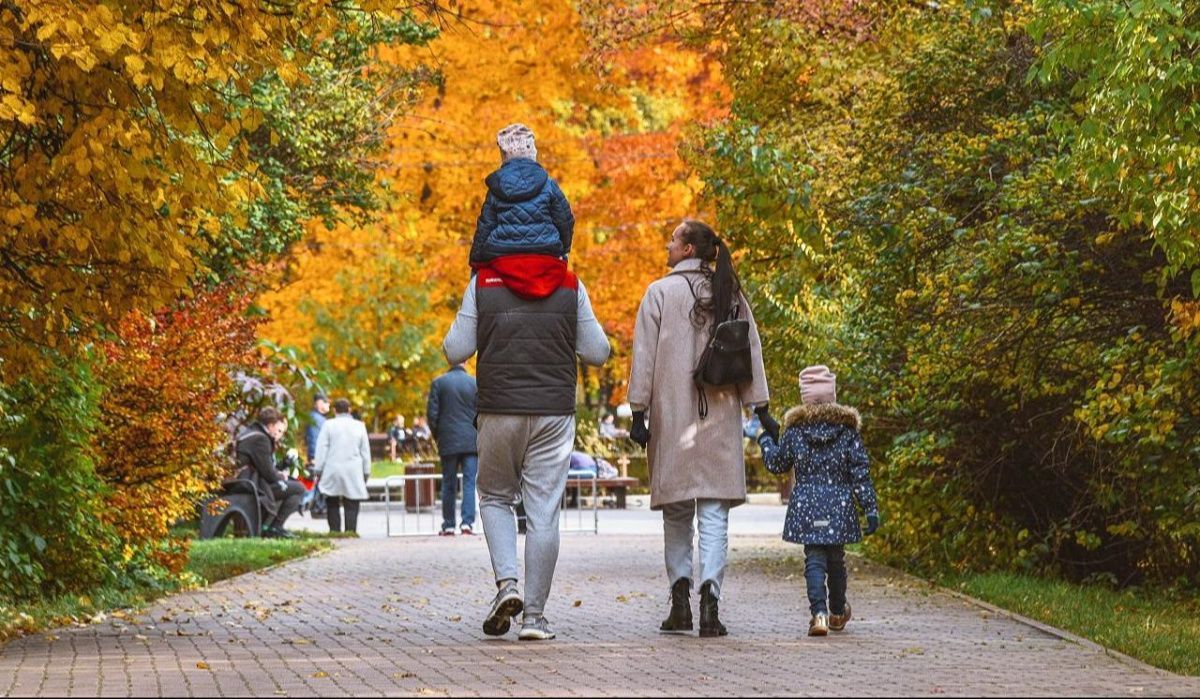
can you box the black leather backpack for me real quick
[692,303,752,419]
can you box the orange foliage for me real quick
[95,285,262,571]
[261,0,730,413]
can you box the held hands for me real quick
[754,404,780,442]
[630,411,650,448]
[742,421,763,440]
[865,512,880,536]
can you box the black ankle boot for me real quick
[698,581,727,638]
[659,578,693,632]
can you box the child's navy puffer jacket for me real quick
[758,403,878,545]
[470,158,574,265]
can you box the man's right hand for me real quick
[630,411,650,448]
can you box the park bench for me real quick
[198,479,262,539]
[565,476,640,509]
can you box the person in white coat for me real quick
[314,398,372,533]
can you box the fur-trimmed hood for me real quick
[782,403,862,430]
[762,401,878,546]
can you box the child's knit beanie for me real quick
[497,123,537,162]
[799,365,837,405]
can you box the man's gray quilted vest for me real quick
[476,275,578,415]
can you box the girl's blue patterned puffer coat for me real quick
[758,403,879,545]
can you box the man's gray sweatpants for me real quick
[477,413,575,618]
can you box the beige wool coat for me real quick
[628,258,770,509]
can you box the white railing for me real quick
[561,469,599,535]
[383,473,457,537]
[382,468,600,536]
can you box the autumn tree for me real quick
[260,219,444,427]
[94,285,262,572]
[0,0,439,377]
[0,2,444,597]
[591,0,1200,585]
[263,0,728,416]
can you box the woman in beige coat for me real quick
[627,219,777,638]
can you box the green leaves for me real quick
[687,0,1200,587]
[0,359,119,601]
[202,12,441,283]
[1031,0,1200,277]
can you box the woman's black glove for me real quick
[630,410,650,448]
[754,404,780,442]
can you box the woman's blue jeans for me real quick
[804,544,848,616]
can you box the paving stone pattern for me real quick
[2,535,1198,697]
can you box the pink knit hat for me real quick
[496,123,537,162]
[799,365,836,405]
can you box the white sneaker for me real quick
[517,615,556,641]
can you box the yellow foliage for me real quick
[0,0,431,378]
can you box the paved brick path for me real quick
[3,533,1198,697]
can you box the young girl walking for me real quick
[753,365,880,636]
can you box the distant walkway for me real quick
[3,524,1198,696]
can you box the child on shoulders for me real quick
[470,123,574,269]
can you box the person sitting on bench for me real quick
[235,407,305,538]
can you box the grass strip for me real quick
[1,535,334,642]
[946,572,1200,676]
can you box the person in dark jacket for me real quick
[754,366,880,637]
[235,407,306,538]
[426,363,480,536]
[469,123,574,267]
[304,394,329,516]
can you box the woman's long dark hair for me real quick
[680,219,741,330]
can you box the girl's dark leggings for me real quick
[804,544,848,616]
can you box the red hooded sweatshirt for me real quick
[476,254,577,300]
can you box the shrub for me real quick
[93,284,262,573]
[0,360,120,600]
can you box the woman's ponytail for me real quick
[680,219,742,330]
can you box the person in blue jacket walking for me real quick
[469,123,574,268]
[752,365,881,637]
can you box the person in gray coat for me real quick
[427,363,480,536]
[628,219,775,638]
